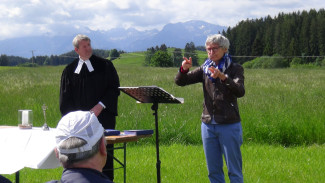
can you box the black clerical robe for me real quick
[59,54,120,129]
[59,54,119,180]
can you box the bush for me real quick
[290,57,324,68]
[290,57,304,67]
[18,62,38,67]
[242,55,289,69]
[263,54,289,68]
[109,49,120,60]
[242,60,254,68]
[315,57,325,67]
[150,50,173,67]
[242,57,264,69]
[252,57,264,68]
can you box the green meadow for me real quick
[1,53,325,182]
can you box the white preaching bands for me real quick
[74,57,106,110]
[74,57,94,74]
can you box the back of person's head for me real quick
[55,111,105,168]
[205,34,230,50]
[72,34,91,49]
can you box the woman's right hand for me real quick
[182,57,192,70]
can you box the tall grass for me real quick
[241,68,325,146]
[0,65,324,146]
[0,66,62,127]
[1,64,325,182]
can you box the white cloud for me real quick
[0,0,324,40]
[53,9,71,17]
[112,0,132,9]
[6,7,21,18]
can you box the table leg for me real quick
[124,142,126,183]
[106,143,127,183]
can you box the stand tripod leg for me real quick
[152,103,161,183]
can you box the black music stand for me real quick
[119,86,183,183]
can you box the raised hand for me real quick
[182,57,192,70]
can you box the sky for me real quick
[0,0,324,40]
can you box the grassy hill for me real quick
[113,51,147,66]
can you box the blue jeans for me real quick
[201,122,243,183]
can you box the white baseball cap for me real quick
[55,111,104,154]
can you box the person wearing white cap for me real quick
[48,111,113,183]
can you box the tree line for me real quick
[224,8,325,65]
[0,49,122,66]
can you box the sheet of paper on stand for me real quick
[104,129,121,136]
[123,130,154,136]
[119,86,184,104]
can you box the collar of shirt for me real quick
[74,57,94,74]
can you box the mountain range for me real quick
[0,20,226,58]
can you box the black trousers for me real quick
[104,144,114,181]
[98,112,116,181]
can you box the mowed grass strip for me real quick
[3,144,325,183]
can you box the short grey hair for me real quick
[205,34,230,50]
[58,136,103,168]
[72,34,91,49]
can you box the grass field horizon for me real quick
[1,53,325,182]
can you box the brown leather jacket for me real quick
[175,62,245,124]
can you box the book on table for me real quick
[123,130,154,136]
[104,129,121,136]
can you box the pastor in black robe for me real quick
[59,54,120,180]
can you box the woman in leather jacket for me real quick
[175,34,245,183]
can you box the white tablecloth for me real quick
[0,127,60,174]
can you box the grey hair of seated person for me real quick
[58,136,104,168]
[72,34,91,49]
[205,34,230,51]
